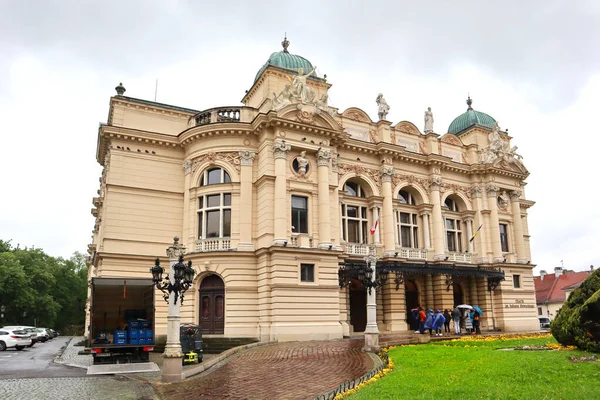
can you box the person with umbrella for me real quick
[458,305,474,334]
[473,305,483,334]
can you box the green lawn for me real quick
[346,335,600,400]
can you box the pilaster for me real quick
[272,140,291,246]
[238,151,256,251]
[317,148,332,248]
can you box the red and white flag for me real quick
[369,218,379,235]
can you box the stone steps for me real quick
[201,337,259,354]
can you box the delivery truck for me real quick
[88,277,156,368]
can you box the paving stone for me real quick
[156,339,374,400]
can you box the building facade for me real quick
[86,39,539,342]
[535,266,592,320]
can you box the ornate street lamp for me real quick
[150,255,195,305]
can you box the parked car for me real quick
[35,328,51,342]
[539,317,551,329]
[48,329,59,338]
[40,328,56,339]
[0,328,32,351]
[1,326,38,347]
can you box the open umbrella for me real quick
[457,304,473,309]
[473,305,484,316]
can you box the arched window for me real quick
[444,196,463,252]
[200,167,231,186]
[395,189,419,248]
[344,182,366,198]
[398,190,416,205]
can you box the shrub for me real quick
[551,269,600,353]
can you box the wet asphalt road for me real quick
[0,337,86,379]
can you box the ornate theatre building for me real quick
[86,38,539,342]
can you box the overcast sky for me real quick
[1,1,598,273]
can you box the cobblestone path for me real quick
[156,339,374,400]
[0,375,158,400]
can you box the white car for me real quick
[1,326,38,347]
[0,328,32,351]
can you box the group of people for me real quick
[410,305,482,336]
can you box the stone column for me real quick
[510,190,527,263]
[469,277,479,305]
[486,184,503,262]
[380,166,395,257]
[272,140,291,246]
[429,177,446,260]
[183,160,193,249]
[238,151,256,251]
[420,212,431,249]
[471,186,487,263]
[363,255,380,352]
[425,274,434,309]
[317,149,332,249]
[162,237,186,383]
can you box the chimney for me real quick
[554,267,562,278]
[540,270,546,281]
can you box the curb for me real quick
[53,336,90,370]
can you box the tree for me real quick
[551,269,600,353]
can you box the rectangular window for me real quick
[396,211,419,248]
[291,196,308,233]
[300,264,314,282]
[197,193,231,239]
[538,307,542,316]
[341,204,368,244]
[500,224,509,252]
[445,218,462,252]
[513,274,521,289]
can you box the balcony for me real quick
[344,243,376,256]
[446,252,472,263]
[290,234,313,248]
[195,238,231,252]
[191,106,258,127]
[396,247,428,260]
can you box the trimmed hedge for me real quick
[551,269,600,353]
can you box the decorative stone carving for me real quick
[479,123,528,173]
[497,191,510,211]
[239,151,256,166]
[316,149,331,167]
[166,236,186,259]
[297,109,314,124]
[392,173,430,190]
[419,141,428,154]
[424,107,434,134]
[295,151,309,175]
[397,123,420,136]
[509,190,522,201]
[440,182,473,199]
[344,110,368,122]
[183,159,192,175]
[441,134,462,146]
[485,183,500,197]
[428,176,443,190]
[376,93,390,120]
[369,130,379,143]
[462,152,469,164]
[471,185,483,198]
[380,166,394,182]
[338,163,381,189]
[272,140,291,159]
[332,153,340,172]
[191,151,241,174]
[390,130,396,145]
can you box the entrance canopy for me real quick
[338,260,505,292]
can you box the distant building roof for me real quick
[534,271,590,304]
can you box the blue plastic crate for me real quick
[114,338,127,345]
[145,329,153,339]
[114,330,127,339]
[140,320,149,329]
[128,330,139,339]
[128,320,140,329]
[129,338,139,345]
[138,337,146,344]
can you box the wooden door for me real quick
[349,279,367,332]
[405,280,419,328]
[199,275,225,334]
[453,283,464,307]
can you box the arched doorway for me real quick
[349,279,366,332]
[199,275,225,334]
[405,280,419,330]
[453,283,464,306]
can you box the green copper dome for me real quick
[448,97,496,135]
[254,37,316,82]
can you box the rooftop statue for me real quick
[424,107,434,133]
[376,93,390,121]
[479,122,528,173]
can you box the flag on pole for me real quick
[469,224,483,242]
[370,217,379,235]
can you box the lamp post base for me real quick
[362,332,380,352]
[161,355,183,382]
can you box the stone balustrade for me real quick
[195,238,232,252]
[191,106,258,127]
[446,252,472,263]
[396,247,428,260]
[344,243,376,256]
